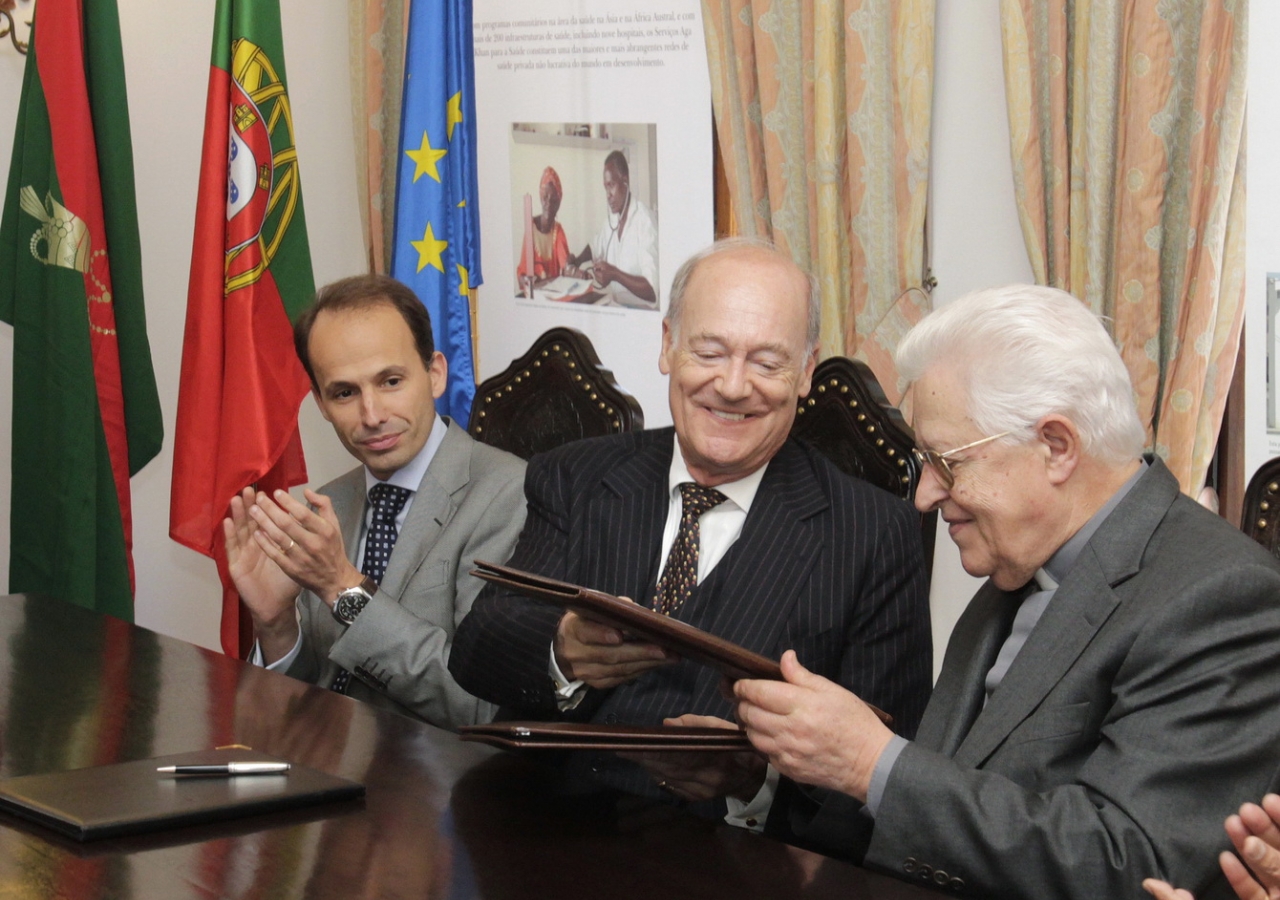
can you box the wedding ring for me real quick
[284,539,295,553]
[657,780,672,792]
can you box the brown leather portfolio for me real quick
[0,748,364,841]
[471,560,891,725]
[472,560,783,681]
[459,721,754,752]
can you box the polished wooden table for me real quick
[0,594,944,899]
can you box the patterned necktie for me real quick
[654,482,727,616]
[332,483,412,694]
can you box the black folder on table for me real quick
[0,747,364,841]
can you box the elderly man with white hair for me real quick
[735,285,1280,900]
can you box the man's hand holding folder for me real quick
[553,603,676,690]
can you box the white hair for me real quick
[895,284,1146,465]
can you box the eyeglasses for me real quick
[912,432,1013,489]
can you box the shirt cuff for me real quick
[864,735,908,817]
[724,764,778,832]
[250,606,303,672]
[548,640,587,711]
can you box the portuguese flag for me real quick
[0,0,163,620]
[170,0,315,657]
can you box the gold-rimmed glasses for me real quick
[912,431,1013,489]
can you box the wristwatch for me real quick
[332,575,379,626]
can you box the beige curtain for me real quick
[348,0,408,275]
[1001,0,1247,494]
[702,0,935,399]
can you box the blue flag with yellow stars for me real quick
[391,0,482,423]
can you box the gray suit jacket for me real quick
[796,459,1280,899]
[286,419,526,729]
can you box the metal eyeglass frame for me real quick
[912,431,1013,489]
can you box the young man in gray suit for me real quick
[734,284,1280,899]
[223,274,526,729]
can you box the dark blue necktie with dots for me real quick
[331,483,412,694]
[654,482,726,617]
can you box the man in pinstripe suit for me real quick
[450,239,933,825]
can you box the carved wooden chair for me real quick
[468,327,644,460]
[790,356,937,580]
[1242,456,1280,560]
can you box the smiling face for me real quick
[660,248,816,486]
[602,162,628,215]
[308,302,446,481]
[909,364,1060,590]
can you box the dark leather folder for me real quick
[472,560,783,681]
[0,748,364,841]
[460,721,754,752]
[471,560,891,725]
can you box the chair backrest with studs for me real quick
[790,356,936,581]
[468,327,644,461]
[1242,456,1280,560]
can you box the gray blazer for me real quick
[286,419,526,729]
[800,460,1280,900]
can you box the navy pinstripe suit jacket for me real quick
[450,428,933,750]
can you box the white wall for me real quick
[0,3,1268,664]
[923,3,1034,669]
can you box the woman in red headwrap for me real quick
[518,166,571,283]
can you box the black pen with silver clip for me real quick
[157,762,291,776]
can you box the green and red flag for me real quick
[170,0,315,657]
[0,0,163,620]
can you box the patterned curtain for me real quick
[702,0,935,399]
[348,0,408,275]
[1001,0,1247,494]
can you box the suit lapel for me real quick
[593,431,671,599]
[955,565,1119,766]
[377,421,471,600]
[952,459,1179,767]
[706,442,825,657]
[918,585,1023,756]
[325,468,367,565]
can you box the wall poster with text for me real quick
[473,1,713,426]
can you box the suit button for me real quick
[903,858,917,875]
[949,877,966,891]
[917,864,933,881]
[933,870,949,886]
[605,714,618,724]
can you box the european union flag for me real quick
[391,0,482,423]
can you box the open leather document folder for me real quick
[470,560,890,725]
[0,748,364,841]
[460,721,754,752]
